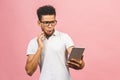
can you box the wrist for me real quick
[38,44,44,48]
[38,46,43,50]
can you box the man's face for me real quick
[39,15,57,36]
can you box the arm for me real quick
[63,33,85,70]
[25,47,42,76]
[25,32,44,76]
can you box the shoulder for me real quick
[28,37,37,45]
[26,37,38,55]
[31,37,37,41]
[56,30,70,37]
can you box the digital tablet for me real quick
[68,48,85,60]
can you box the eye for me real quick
[50,21,55,23]
[43,21,49,24]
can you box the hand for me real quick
[67,55,85,70]
[37,32,44,48]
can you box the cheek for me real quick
[41,26,47,31]
[41,26,45,30]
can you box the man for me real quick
[25,5,85,80]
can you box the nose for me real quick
[48,23,52,28]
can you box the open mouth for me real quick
[46,30,52,34]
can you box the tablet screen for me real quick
[68,48,85,60]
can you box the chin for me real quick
[45,32,52,36]
[48,33,52,36]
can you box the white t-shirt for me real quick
[27,30,74,80]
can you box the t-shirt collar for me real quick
[52,30,59,36]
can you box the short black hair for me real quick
[37,5,56,21]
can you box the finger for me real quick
[69,59,81,64]
[80,60,83,64]
[70,59,84,65]
[67,62,80,69]
[67,63,75,68]
[38,32,44,39]
[68,61,80,67]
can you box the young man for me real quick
[25,5,85,80]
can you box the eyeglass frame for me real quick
[40,20,57,26]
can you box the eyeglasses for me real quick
[40,20,57,26]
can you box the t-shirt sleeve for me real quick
[63,33,74,49]
[26,38,38,55]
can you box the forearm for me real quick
[25,47,42,76]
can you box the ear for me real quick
[37,20,41,27]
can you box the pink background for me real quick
[0,0,120,80]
